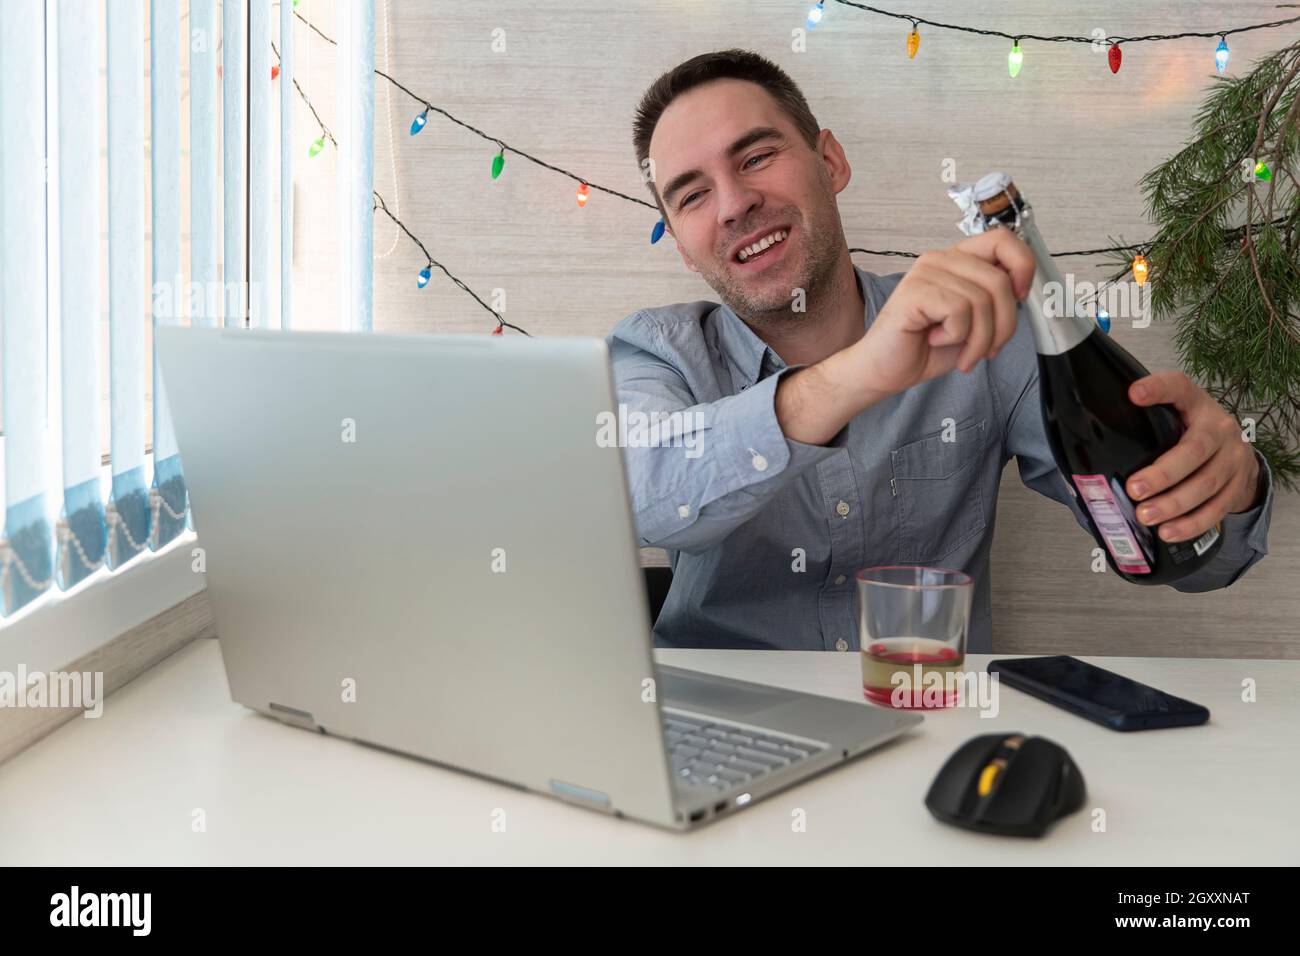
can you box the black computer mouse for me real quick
[924,733,1086,838]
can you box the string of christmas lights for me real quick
[274,40,528,335]
[857,213,1292,333]
[1079,216,1292,332]
[810,1,1300,79]
[371,191,531,335]
[279,7,1297,333]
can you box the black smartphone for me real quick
[987,655,1210,731]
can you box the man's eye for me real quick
[681,154,772,207]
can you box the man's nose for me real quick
[715,178,763,230]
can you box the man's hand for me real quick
[1125,371,1262,543]
[855,228,1035,395]
[777,229,1034,446]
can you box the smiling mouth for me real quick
[733,228,790,265]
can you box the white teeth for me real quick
[737,229,788,262]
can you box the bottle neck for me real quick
[1008,206,1096,356]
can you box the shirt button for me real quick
[677,504,691,518]
[834,638,849,652]
[835,500,850,517]
[834,574,846,585]
[751,452,768,472]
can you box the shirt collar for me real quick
[714,265,870,390]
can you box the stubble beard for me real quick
[701,203,843,333]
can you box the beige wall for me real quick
[293,0,1296,658]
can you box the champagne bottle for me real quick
[949,172,1223,585]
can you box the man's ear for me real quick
[819,129,851,194]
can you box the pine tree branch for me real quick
[1140,38,1300,488]
[1245,225,1297,344]
[1194,244,1247,322]
[1243,49,1300,344]
[1248,50,1300,162]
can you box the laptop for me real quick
[156,326,922,830]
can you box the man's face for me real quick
[649,78,850,324]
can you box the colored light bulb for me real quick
[1096,306,1111,333]
[1108,44,1122,74]
[491,150,505,179]
[417,266,431,289]
[410,110,428,136]
[308,136,324,157]
[807,3,824,30]
[576,183,589,207]
[1132,254,1149,286]
[1008,42,1023,78]
[271,65,280,80]
[650,219,666,244]
[1215,38,1230,74]
[1254,160,1272,181]
[907,28,920,59]
[491,324,503,336]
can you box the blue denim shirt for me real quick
[606,265,1275,652]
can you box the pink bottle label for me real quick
[1071,473,1152,574]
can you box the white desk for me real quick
[1,638,1296,865]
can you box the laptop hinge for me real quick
[267,702,322,732]
[549,779,615,814]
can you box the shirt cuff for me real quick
[1218,446,1274,558]
[722,363,848,488]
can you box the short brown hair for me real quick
[632,49,821,223]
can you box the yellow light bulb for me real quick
[1132,254,1149,286]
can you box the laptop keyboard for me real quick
[662,711,828,793]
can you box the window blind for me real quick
[0,0,55,614]
[57,0,109,592]
[0,0,363,622]
[151,0,187,550]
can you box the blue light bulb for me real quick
[417,266,432,289]
[807,2,824,30]
[1215,38,1229,74]
[1096,307,1111,334]
[410,110,429,136]
[650,220,666,244]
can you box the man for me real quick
[608,49,1273,653]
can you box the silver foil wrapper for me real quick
[947,171,1014,237]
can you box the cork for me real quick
[977,181,1020,218]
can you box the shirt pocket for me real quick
[890,419,987,563]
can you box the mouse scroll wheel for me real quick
[977,758,1008,797]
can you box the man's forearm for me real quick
[775,338,892,445]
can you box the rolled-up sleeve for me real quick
[610,338,848,555]
[1168,447,1273,592]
